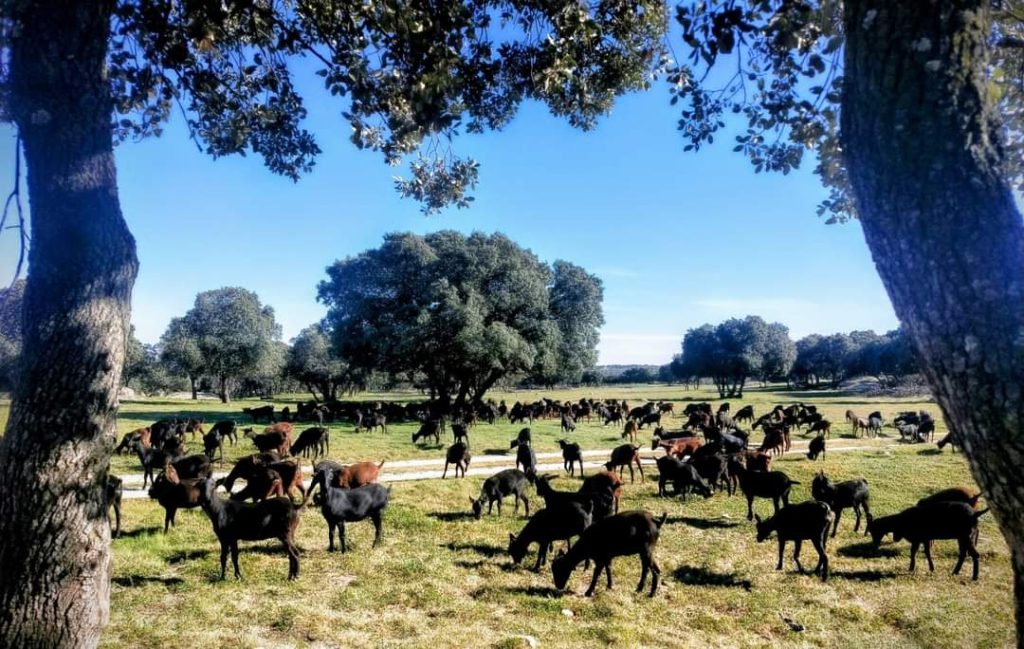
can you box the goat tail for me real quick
[975,508,990,519]
[655,512,668,529]
[378,460,386,469]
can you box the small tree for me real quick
[285,324,352,402]
[181,288,281,403]
[160,317,205,400]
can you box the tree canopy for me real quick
[677,316,795,397]
[162,287,282,402]
[284,323,358,401]
[318,231,602,406]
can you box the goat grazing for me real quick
[509,502,593,572]
[869,501,988,580]
[148,465,205,533]
[551,511,666,597]
[806,435,826,461]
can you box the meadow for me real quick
[0,385,1014,647]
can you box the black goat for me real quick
[806,435,826,460]
[106,475,123,538]
[148,465,204,533]
[869,501,988,580]
[311,468,390,552]
[655,456,712,499]
[552,511,666,597]
[732,462,799,520]
[811,472,872,537]
[509,501,593,572]
[755,501,834,582]
[558,439,584,476]
[515,440,537,477]
[471,469,531,519]
[197,478,303,580]
[412,419,443,445]
[443,442,471,478]
[511,427,532,449]
[291,426,330,459]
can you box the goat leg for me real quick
[923,541,935,572]
[636,554,650,593]
[792,539,805,574]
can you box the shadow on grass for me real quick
[429,511,477,523]
[837,541,900,559]
[669,516,742,530]
[472,585,562,598]
[167,549,210,564]
[917,448,944,456]
[672,565,753,591]
[112,574,185,588]
[482,448,510,456]
[443,541,506,557]
[117,526,162,539]
[831,569,900,582]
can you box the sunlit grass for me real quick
[2,386,1011,647]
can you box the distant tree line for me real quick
[653,317,919,397]
[0,232,604,405]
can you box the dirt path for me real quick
[120,440,903,499]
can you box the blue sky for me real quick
[0,69,898,365]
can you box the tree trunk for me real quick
[843,1,1024,642]
[190,375,198,400]
[0,3,137,647]
[219,374,230,403]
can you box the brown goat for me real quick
[621,420,639,444]
[656,437,702,459]
[332,460,386,488]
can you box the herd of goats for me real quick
[105,396,981,597]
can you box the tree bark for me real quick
[218,374,230,403]
[0,2,137,647]
[190,375,198,400]
[842,1,1024,643]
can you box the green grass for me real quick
[1,386,1014,647]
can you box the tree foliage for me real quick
[0,280,24,392]
[82,0,669,211]
[678,315,794,397]
[792,328,918,389]
[318,231,602,405]
[669,1,1024,222]
[284,324,357,401]
[162,287,282,402]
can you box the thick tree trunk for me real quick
[0,2,137,647]
[843,1,1024,643]
[190,375,198,400]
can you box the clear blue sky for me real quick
[0,71,898,365]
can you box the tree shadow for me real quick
[669,516,741,530]
[672,565,753,591]
[917,448,943,456]
[831,569,900,582]
[116,526,161,539]
[837,541,900,559]
[443,541,506,557]
[112,574,185,588]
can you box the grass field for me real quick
[0,385,1014,647]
